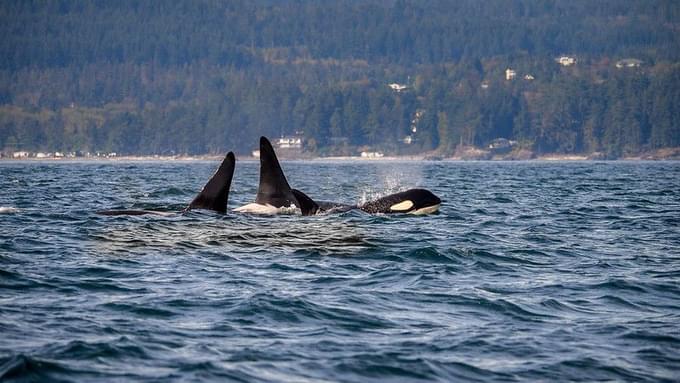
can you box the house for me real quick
[556,56,576,66]
[616,59,643,69]
[276,136,302,149]
[403,135,413,144]
[12,151,29,158]
[488,138,517,153]
[360,151,384,158]
[505,68,517,80]
[524,74,535,81]
[388,83,409,92]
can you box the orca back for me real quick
[97,209,174,216]
[256,137,298,208]
[186,152,236,213]
[291,189,320,216]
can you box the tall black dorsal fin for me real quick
[256,136,298,208]
[291,189,319,216]
[186,152,235,213]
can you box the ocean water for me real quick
[1,160,679,382]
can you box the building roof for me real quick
[616,58,643,67]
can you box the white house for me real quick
[505,68,517,80]
[616,59,643,68]
[556,56,576,66]
[388,83,409,92]
[360,151,384,158]
[276,136,302,149]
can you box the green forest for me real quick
[1,0,679,157]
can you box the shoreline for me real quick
[2,154,679,162]
[2,147,679,162]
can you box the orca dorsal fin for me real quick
[256,136,298,208]
[291,189,320,216]
[186,152,235,213]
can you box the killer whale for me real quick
[237,136,441,216]
[292,187,441,216]
[97,152,236,216]
[185,152,236,213]
[234,137,304,214]
[98,136,441,217]
[357,188,441,215]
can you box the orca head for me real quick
[360,188,441,215]
[186,152,236,213]
[254,136,299,209]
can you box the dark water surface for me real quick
[1,160,679,382]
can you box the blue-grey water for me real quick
[1,160,679,382]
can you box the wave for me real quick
[2,160,680,382]
[0,354,71,381]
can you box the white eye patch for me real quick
[390,200,414,211]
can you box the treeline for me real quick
[1,0,679,156]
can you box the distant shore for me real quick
[3,150,679,162]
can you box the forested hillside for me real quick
[1,0,679,157]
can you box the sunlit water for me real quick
[1,160,679,382]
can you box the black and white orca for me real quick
[98,136,441,217]
[97,152,236,216]
[237,136,441,216]
[292,187,441,216]
[234,137,305,214]
[358,188,441,215]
